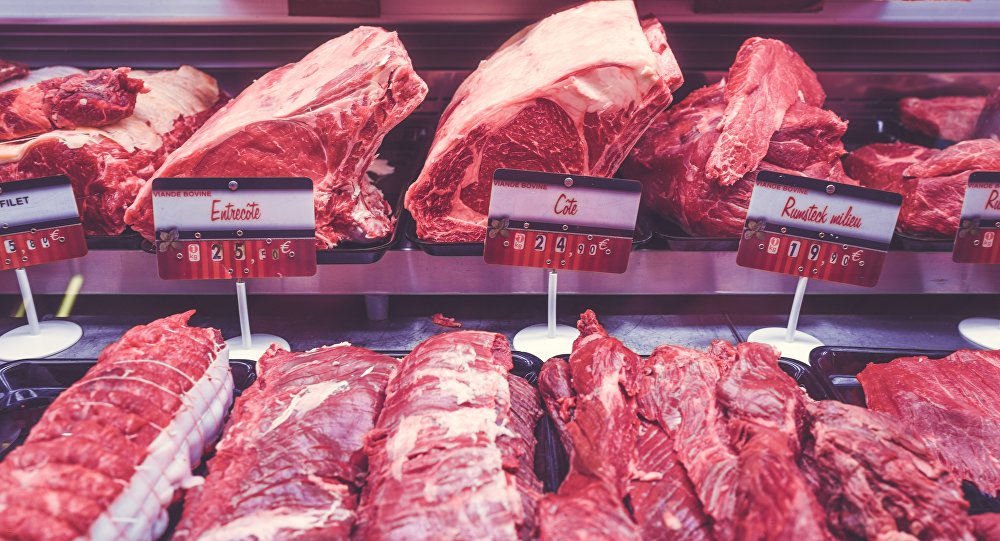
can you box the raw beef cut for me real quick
[974,85,1000,139]
[846,139,1000,238]
[125,26,428,248]
[0,66,83,92]
[0,311,231,541]
[174,343,397,540]
[504,375,545,541]
[537,311,642,541]
[405,1,683,242]
[858,350,1000,494]
[0,66,224,235]
[622,38,853,237]
[0,58,28,85]
[354,331,522,541]
[900,95,986,142]
[803,400,974,540]
[0,67,145,141]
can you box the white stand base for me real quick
[513,324,577,361]
[225,334,290,361]
[959,318,1000,350]
[747,327,824,363]
[0,320,83,361]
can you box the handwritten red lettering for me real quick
[830,205,862,229]
[210,199,262,221]
[553,193,578,216]
[986,189,1000,211]
[781,196,828,224]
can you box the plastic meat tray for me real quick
[809,346,952,406]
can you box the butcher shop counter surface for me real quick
[0,294,991,359]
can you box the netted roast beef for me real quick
[622,37,854,237]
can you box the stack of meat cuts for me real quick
[175,343,398,539]
[355,331,543,540]
[845,84,1000,239]
[405,1,683,242]
[0,311,232,541]
[0,65,225,235]
[622,37,855,237]
[125,26,428,248]
[540,310,975,540]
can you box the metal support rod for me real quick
[235,279,252,350]
[547,270,558,339]
[786,276,809,342]
[15,268,40,335]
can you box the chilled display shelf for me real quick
[2,247,998,295]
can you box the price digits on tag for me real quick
[483,169,642,274]
[736,171,902,288]
[0,176,87,271]
[953,172,1000,264]
[152,177,317,280]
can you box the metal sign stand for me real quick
[747,276,823,363]
[225,279,289,360]
[0,268,82,361]
[512,269,577,361]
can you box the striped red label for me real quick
[737,233,887,287]
[0,224,87,271]
[484,230,632,273]
[156,239,316,280]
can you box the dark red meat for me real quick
[974,86,1000,139]
[174,344,397,540]
[505,375,545,541]
[900,95,986,142]
[858,350,1000,494]
[432,313,463,328]
[0,59,28,85]
[0,68,144,141]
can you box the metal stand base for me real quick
[513,324,577,361]
[747,327,824,363]
[959,317,1000,350]
[0,320,83,361]
[225,334,290,361]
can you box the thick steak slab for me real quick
[405,2,682,242]
[0,68,145,141]
[125,27,428,248]
[0,311,231,541]
[900,95,986,143]
[174,343,397,540]
[0,66,224,235]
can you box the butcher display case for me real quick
[1,2,1000,539]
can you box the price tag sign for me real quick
[953,172,1000,264]
[737,171,902,287]
[152,178,316,280]
[483,169,641,274]
[0,175,87,271]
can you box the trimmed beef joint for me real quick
[622,38,853,237]
[974,86,1000,139]
[858,350,1000,494]
[505,375,545,541]
[0,68,145,141]
[900,95,987,142]
[355,331,522,541]
[174,344,397,540]
[803,400,974,540]
[405,2,683,242]
[537,310,643,541]
[0,312,230,541]
[0,58,28,85]
[0,66,224,235]
[126,27,428,248]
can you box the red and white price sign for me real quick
[483,169,641,274]
[152,178,316,280]
[953,172,1000,264]
[0,175,87,271]
[737,171,902,287]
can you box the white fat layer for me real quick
[0,130,104,164]
[265,380,350,433]
[83,347,234,541]
[0,66,84,92]
[194,502,352,541]
[386,407,501,481]
[304,341,351,354]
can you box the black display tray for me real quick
[777,357,830,400]
[406,215,654,257]
[809,346,952,407]
[86,231,145,251]
[650,214,740,251]
[892,232,953,252]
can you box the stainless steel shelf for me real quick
[3,248,998,295]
